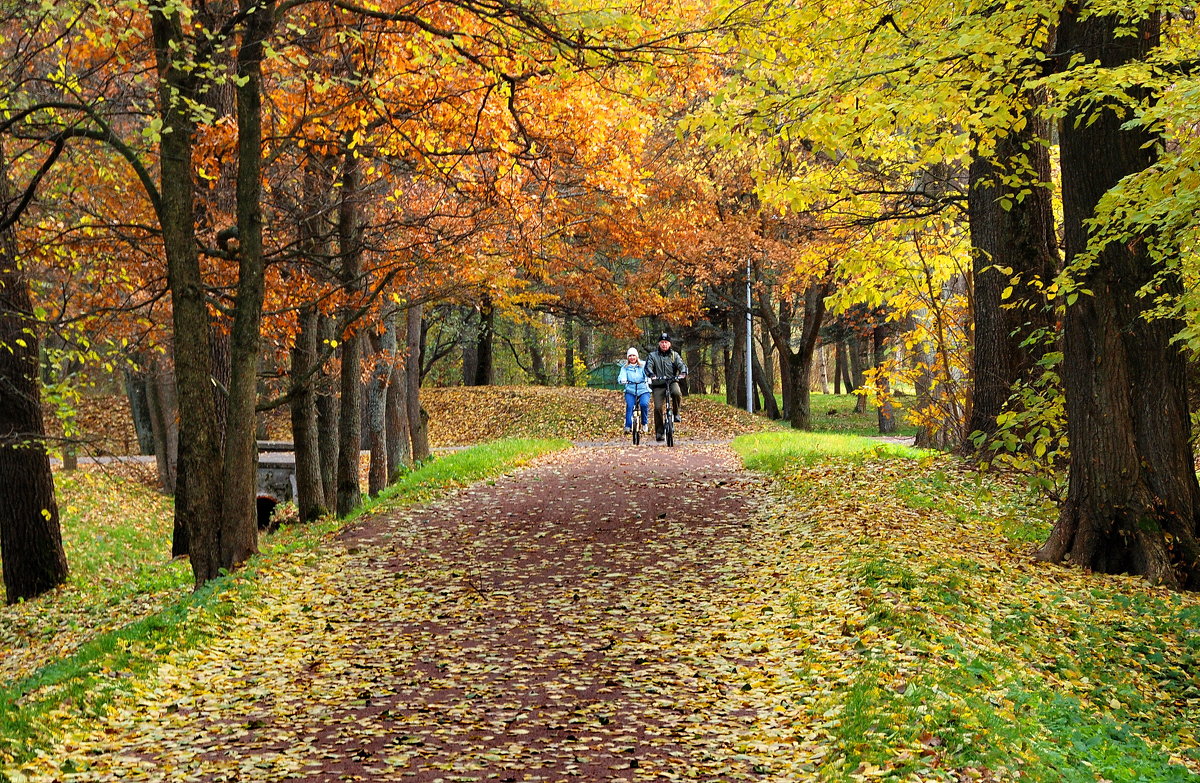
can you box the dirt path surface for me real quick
[310,444,766,782]
[45,444,773,782]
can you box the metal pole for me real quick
[746,256,754,414]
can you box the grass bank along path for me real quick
[28,444,776,782]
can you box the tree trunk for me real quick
[217,0,275,567]
[335,152,363,517]
[366,316,394,497]
[386,310,412,482]
[124,367,157,455]
[145,354,179,495]
[564,316,575,386]
[1038,8,1200,588]
[523,321,548,385]
[723,345,735,406]
[849,335,868,413]
[474,293,495,386]
[685,348,704,394]
[461,307,478,386]
[833,341,844,395]
[817,342,830,394]
[406,303,431,461]
[874,323,897,434]
[730,306,747,409]
[151,8,226,585]
[752,349,780,418]
[316,313,339,512]
[579,324,593,371]
[0,144,68,603]
[965,102,1059,444]
[289,306,326,521]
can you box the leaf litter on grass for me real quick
[7,439,1198,782]
[10,444,783,782]
[423,386,776,446]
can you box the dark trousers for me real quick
[652,382,682,436]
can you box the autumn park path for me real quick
[53,444,787,782]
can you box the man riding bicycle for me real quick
[644,332,686,442]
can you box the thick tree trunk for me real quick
[1039,9,1200,588]
[685,348,704,394]
[965,106,1059,444]
[151,9,224,585]
[289,306,326,521]
[406,304,431,461]
[730,307,747,409]
[474,294,495,386]
[217,0,274,566]
[0,149,68,603]
[316,313,339,512]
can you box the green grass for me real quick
[736,430,1200,780]
[697,392,919,438]
[0,437,570,767]
[731,430,930,473]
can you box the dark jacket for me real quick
[644,348,685,387]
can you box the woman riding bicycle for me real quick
[644,333,686,442]
[618,347,651,435]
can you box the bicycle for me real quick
[650,372,686,448]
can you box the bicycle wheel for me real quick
[632,409,641,445]
[665,407,675,447]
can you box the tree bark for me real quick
[474,293,495,386]
[151,7,225,585]
[685,348,704,394]
[523,320,548,385]
[406,303,431,461]
[874,323,897,434]
[833,341,844,395]
[124,366,157,455]
[386,310,412,482]
[217,0,275,567]
[366,316,395,497]
[316,313,339,512]
[289,305,326,521]
[760,281,828,429]
[1038,8,1200,588]
[849,334,868,413]
[564,316,575,386]
[0,142,68,603]
[145,354,179,496]
[965,102,1059,444]
[335,152,363,517]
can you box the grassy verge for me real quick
[734,430,929,472]
[0,437,568,767]
[727,431,1200,780]
[699,392,918,438]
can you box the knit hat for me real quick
[626,347,639,359]
[659,332,671,342]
